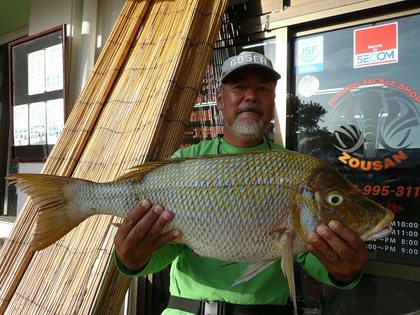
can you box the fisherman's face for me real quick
[216,68,276,141]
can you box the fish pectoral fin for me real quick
[229,261,276,288]
[279,229,298,315]
[279,229,294,278]
[219,262,239,268]
[169,236,183,244]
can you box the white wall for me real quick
[29,0,125,109]
[16,163,43,213]
[29,0,75,35]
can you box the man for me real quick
[114,51,368,314]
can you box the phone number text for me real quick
[355,185,419,198]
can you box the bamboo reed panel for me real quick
[0,1,150,312]
[0,0,227,314]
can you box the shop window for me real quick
[289,13,420,314]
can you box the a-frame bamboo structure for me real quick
[0,0,227,313]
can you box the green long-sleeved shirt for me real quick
[114,136,360,314]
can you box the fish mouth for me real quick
[360,211,395,242]
[361,225,393,242]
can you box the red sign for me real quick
[354,23,398,68]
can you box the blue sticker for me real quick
[295,35,324,75]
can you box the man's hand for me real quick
[114,199,181,272]
[307,220,368,284]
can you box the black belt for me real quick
[167,295,294,315]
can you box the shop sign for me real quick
[327,77,420,172]
[326,78,420,265]
[354,22,398,68]
[295,35,324,74]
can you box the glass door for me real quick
[288,12,420,314]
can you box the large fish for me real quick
[7,150,394,314]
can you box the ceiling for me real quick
[0,0,249,40]
[0,0,30,38]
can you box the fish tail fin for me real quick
[280,230,298,315]
[7,173,88,251]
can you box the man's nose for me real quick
[245,87,258,102]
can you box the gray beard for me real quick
[229,118,265,141]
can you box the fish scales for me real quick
[61,152,311,262]
[7,150,395,315]
[7,150,394,257]
[132,153,307,260]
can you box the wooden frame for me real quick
[9,25,66,162]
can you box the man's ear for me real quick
[216,90,224,110]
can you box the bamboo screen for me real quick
[0,0,228,313]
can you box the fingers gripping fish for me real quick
[7,150,394,314]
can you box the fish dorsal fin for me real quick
[116,158,184,181]
[116,151,280,181]
[117,151,261,180]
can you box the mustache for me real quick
[236,103,263,116]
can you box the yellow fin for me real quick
[116,158,185,181]
[229,261,276,287]
[7,173,88,251]
[280,229,298,315]
[117,151,283,181]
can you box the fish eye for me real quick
[326,191,344,206]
